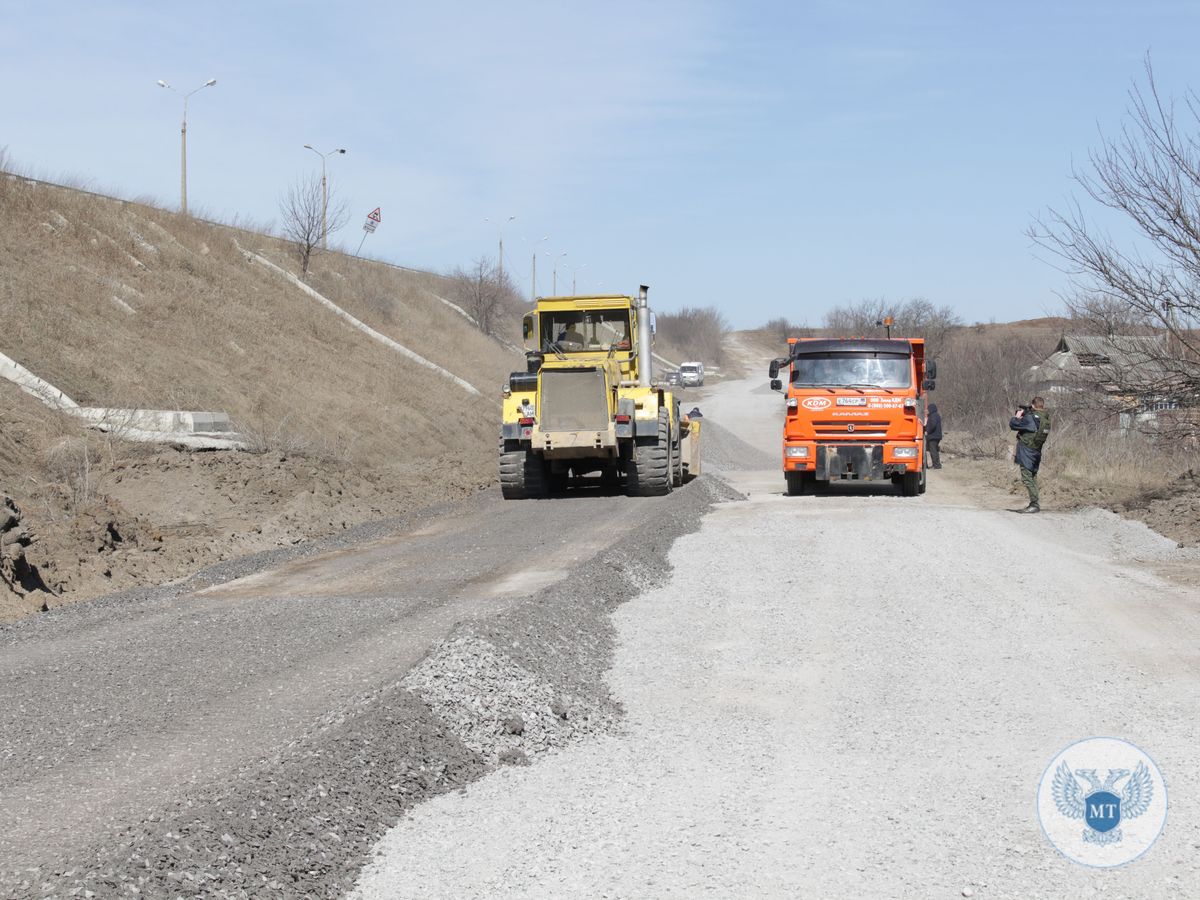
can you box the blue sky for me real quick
[3,1,1198,327]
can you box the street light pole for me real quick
[572,263,587,295]
[524,235,549,301]
[303,144,347,250]
[551,251,567,295]
[485,216,516,283]
[157,78,217,216]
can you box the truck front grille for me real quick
[810,419,892,441]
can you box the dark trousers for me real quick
[927,439,941,468]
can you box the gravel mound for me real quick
[1057,506,1200,563]
[1116,470,1200,547]
[403,635,616,764]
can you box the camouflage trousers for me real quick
[1019,465,1039,505]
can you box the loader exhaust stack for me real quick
[636,284,652,388]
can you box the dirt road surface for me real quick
[352,377,1200,899]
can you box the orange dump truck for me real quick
[768,337,937,496]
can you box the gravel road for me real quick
[351,377,1200,899]
[0,467,738,898]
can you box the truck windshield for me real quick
[791,353,911,388]
[541,310,632,352]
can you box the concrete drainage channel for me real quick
[7,475,741,899]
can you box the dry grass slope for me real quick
[0,173,520,619]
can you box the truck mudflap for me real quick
[816,444,885,481]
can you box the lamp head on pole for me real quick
[156,79,169,88]
[204,79,217,87]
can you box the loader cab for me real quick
[533,308,633,355]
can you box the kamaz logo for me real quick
[802,397,831,410]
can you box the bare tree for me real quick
[656,306,730,366]
[933,331,1045,453]
[821,297,961,355]
[278,172,348,276]
[446,256,522,338]
[1064,291,1158,336]
[1030,57,1200,430]
[761,317,814,345]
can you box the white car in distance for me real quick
[679,362,704,387]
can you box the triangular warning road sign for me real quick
[367,207,382,222]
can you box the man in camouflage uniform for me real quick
[1010,396,1051,513]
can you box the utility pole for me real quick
[485,216,516,284]
[157,78,217,216]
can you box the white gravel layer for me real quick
[352,378,1200,899]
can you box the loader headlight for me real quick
[785,446,809,458]
[893,447,918,458]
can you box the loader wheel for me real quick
[626,408,672,497]
[671,437,684,487]
[601,465,620,492]
[499,438,548,499]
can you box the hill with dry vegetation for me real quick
[0,172,520,619]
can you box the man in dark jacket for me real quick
[1010,396,1051,513]
[925,403,943,469]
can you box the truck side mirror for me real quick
[923,378,936,391]
[926,360,938,379]
[770,379,783,392]
[768,358,784,379]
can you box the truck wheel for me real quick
[897,470,920,497]
[917,459,928,495]
[626,408,672,497]
[499,438,548,499]
[785,471,810,496]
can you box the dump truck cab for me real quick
[769,337,936,496]
[500,287,699,498]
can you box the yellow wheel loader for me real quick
[499,285,700,498]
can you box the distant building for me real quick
[1027,334,1189,430]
